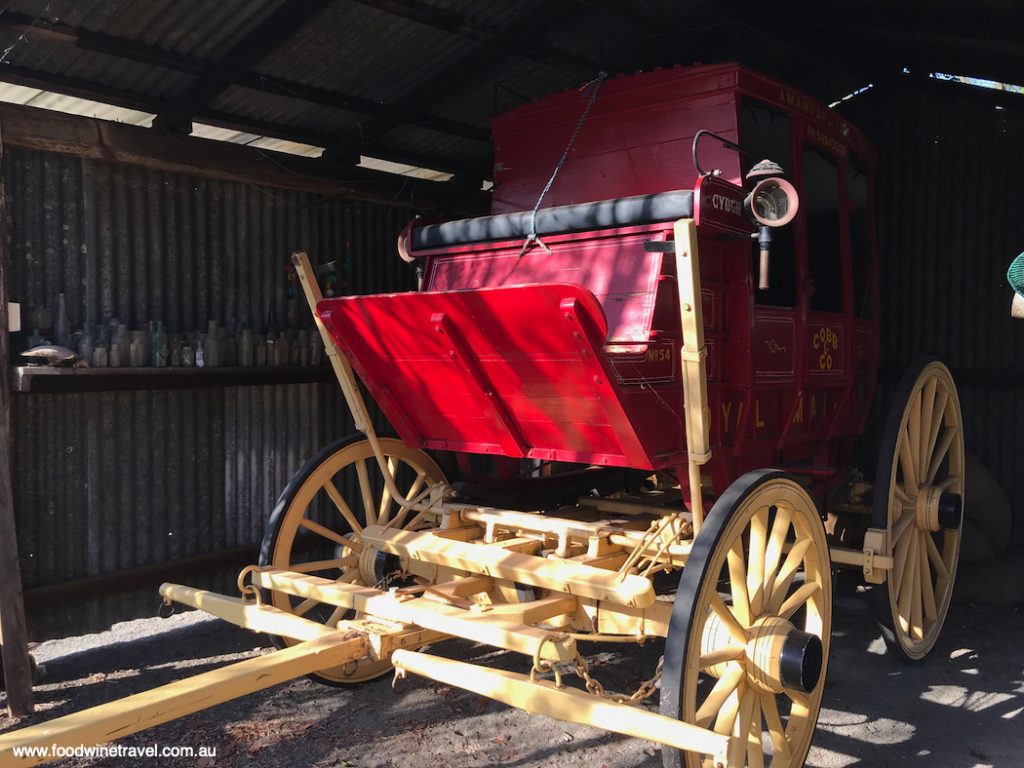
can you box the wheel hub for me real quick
[914,485,962,532]
[744,617,823,695]
[701,612,823,695]
[357,544,398,586]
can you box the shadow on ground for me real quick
[1,586,1021,768]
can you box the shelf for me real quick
[12,365,335,393]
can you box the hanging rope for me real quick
[519,71,607,258]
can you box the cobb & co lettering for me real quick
[812,326,840,370]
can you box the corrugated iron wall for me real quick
[4,147,416,637]
[867,84,1024,538]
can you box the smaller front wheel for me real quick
[259,434,446,685]
[661,470,832,768]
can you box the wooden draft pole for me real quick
[0,118,34,718]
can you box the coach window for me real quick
[804,144,843,313]
[741,99,795,306]
[848,157,873,317]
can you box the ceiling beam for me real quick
[331,0,584,158]
[0,11,491,144]
[0,100,487,213]
[347,0,600,75]
[152,0,331,131]
[704,0,900,85]
[0,61,491,181]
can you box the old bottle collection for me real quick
[23,293,325,369]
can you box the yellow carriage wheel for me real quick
[661,471,832,768]
[872,358,964,662]
[259,434,446,685]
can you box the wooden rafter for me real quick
[151,0,333,131]
[0,60,491,182]
[347,0,599,74]
[0,11,490,144]
[330,0,586,159]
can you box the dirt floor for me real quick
[2,580,1023,768]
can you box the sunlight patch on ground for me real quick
[920,685,1016,712]
[816,709,915,745]
[866,636,888,655]
[806,744,860,767]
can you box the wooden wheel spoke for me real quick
[926,426,959,485]
[728,687,756,767]
[898,426,919,493]
[746,693,764,768]
[919,534,938,623]
[918,377,938,479]
[710,593,749,644]
[293,597,319,617]
[925,533,950,583]
[405,470,428,505]
[696,664,745,727]
[897,532,919,634]
[767,538,811,615]
[907,388,923,481]
[288,556,358,574]
[760,692,792,759]
[339,568,362,583]
[762,506,793,605]
[699,645,746,669]
[777,581,821,621]
[894,482,912,505]
[355,459,376,526]
[384,469,430,532]
[325,604,347,627]
[727,541,752,626]
[377,458,397,525]
[891,515,916,599]
[924,388,951,477]
[893,509,916,544]
[747,509,769,616]
[324,480,364,535]
[713,682,743,736]
[910,536,924,640]
[299,517,361,551]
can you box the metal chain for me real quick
[572,653,664,705]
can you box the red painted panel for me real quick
[752,310,796,381]
[491,65,741,213]
[423,227,667,347]
[318,284,660,469]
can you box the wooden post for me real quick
[0,119,34,717]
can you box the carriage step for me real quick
[360,524,656,608]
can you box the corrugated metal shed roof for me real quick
[0,0,1020,185]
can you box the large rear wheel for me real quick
[872,358,964,662]
[259,434,446,684]
[661,470,832,768]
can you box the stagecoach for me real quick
[0,63,964,768]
